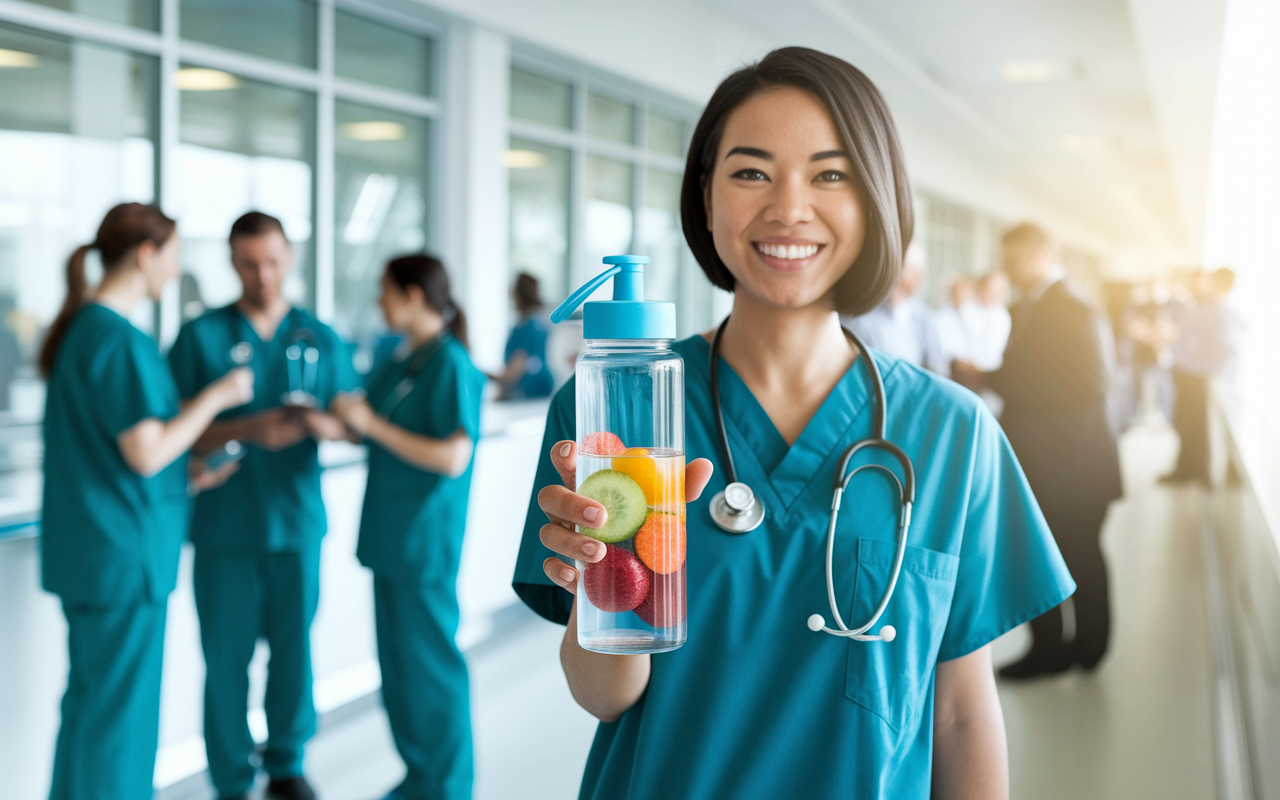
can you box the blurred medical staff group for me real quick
[38,202,500,800]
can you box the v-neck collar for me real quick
[689,335,878,518]
[231,304,297,346]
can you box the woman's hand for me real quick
[211,367,255,410]
[187,455,239,494]
[538,441,714,591]
[330,392,376,437]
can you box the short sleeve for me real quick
[427,345,483,442]
[167,323,204,400]
[937,405,1076,660]
[511,380,576,625]
[101,332,176,436]
[504,325,519,361]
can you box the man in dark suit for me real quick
[954,222,1122,679]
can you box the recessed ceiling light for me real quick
[0,48,38,68]
[503,149,547,169]
[1002,60,1057,83]
[341,121,406,141]
[176,68,240,91]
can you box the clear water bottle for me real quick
[551,255,686,654]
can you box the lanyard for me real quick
[377,333,449,418]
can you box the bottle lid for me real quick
[550,255,676,340]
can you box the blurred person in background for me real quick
[168,211,357,800]
[491,271,554,400]
[1161,268,1243,484]
[936,275,979,365]
[973,271,1012,370]
[844,240,948,375]
[39,203,252,800]
[330,254,485,800]
[954,222,1121,679]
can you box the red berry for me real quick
[581,431,626,456]
[635,565,686,628]
[583,545,650,613]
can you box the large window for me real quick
[178,73,315,316]
[0,22,156,425]
[334,100,429,343]
[507,63,695,323]
[0,2,439,438]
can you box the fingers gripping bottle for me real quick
[551,255,686,654]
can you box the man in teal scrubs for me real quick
[513,337,1075,799]
[169,212,355,800]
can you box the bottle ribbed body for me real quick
[574,340,686,653]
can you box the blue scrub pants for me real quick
[193,548,320,795]
[50,600,167,800]
[373,575,473,800]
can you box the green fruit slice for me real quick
[577,469,648,543]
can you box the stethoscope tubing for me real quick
[707,316,917,643]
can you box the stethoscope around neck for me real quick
[707,317,916,643]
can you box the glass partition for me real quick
[508,137,571,305]
[177,71,314,317]
[333,101,429,344]
[180,0,316,67]
[335,9,434,96]
[0,23,156,426]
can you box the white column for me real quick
[440,23,510,373]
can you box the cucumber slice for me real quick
[577,469,648,543]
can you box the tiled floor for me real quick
[4,420,1217,800]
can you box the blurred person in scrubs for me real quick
[330,254,484,800]
[168,211,356,800]
[491,271,554,400]
[513,48,1072,800]
[844,240,948,375]
[39,203,253,800]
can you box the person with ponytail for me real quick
[40,202,254,800]
[330,254,485,800]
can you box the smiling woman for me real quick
[514,46,1073,800]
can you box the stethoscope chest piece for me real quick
[709,481,765,533]
[230,341,253,365]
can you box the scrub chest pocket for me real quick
[844,537,959,731]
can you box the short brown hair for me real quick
[680,47,913,317]
[1002,222,1053,253]
[229,210,287,244]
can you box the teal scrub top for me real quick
[356,333,485,579]
[42,304,190,605]
[513,335,1075,799]
[168,305,357,552]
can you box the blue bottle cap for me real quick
[550,255,676,340]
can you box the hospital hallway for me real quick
[121,418,1213,800]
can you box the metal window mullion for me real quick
[177,40,321,92]
[334,0,444,39]
[569,77,588,289]
[156,0,181,347]
[0,0,162,53]
[315,0,336,322]
[332,77,439,118]
[631,98,647,256]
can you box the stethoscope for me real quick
[376,332,449,417]
[229,317,320,407]
[707,318,916,643]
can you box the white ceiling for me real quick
[707,0,1227,268]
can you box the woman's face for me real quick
[705,86,866,312]
[378,272,414,331]
[142,233,182,300]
